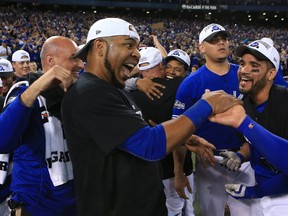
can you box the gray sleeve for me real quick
[124,77,140,92]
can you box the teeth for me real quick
[125,64,135,70]
[241,77,249,81]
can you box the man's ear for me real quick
[46,54,55,66]
[199,44,205,55]
[93,39,106,57]
[268,68,277,81]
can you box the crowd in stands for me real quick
[1,3,288,76]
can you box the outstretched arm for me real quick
[210,105,288,175]
[121,90,242,160]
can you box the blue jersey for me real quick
[0,86,76,216]
[173,63,244,150]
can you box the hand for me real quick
[20,65,75,107]
[36,65,75,92]
[209,105,246,128]
[136,78,165,100]
[149,35,160,47]
[202,90,243,115]
[174,173,192,199]
[185,135,216,167]
[225,184,246,199]
[219,151,242,171]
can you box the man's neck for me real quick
[250,84,273,106]
[205,60,230,75]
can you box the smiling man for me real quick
[222,38,288,216]
[11,50,30,78]
[61,18,243,216]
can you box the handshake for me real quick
[202,90,247,129]
[201,89,243,116]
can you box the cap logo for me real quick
[95,30,102,35]
[250,41,260,49]
[250,41,271,51]
[0,66,5,71]
[211,25,222,32]
[172,50,181,57]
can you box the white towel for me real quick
[38,95,73,186]
[0,154,9,185]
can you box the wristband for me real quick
[183,99,212,129]
[235,152,245,163]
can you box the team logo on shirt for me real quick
[174,100,185,110]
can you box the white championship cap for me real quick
[199,23,228,44]
[0,58,14,78]
[73,18,140,62]
[165,49,191,69]
[138,47,162,71]
[233,38,280,70]
[12,50,30,62]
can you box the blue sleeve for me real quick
[119,124,166,161]
[237,116,288,175]
[244,173,288,198]
[0,95,33,153]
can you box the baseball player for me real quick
[172,23,255,216]
[61,18,241,216]
[219,38,288,216]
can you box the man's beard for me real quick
[240,75,267,96]
[104,51,124,89]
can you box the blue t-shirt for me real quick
[173,63,244,150]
